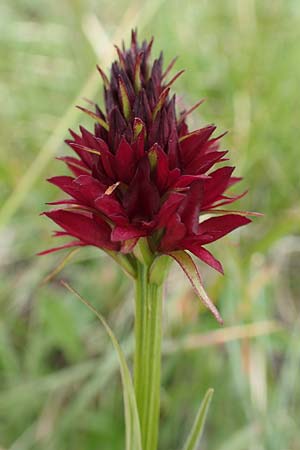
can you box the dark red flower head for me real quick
[41,30,252,276]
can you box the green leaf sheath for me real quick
[134,262,163,450]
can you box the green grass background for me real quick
[1,0,300,449]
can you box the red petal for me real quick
[43,210,116,250]
[132,118,146,159]
[48,175,106,207]
[149,143,169,192]
[37,240,86,256]
[94,137,116,180]
[202,167,235,208]
[198,214,251,244]
[185,244,224,274]
[159,213,186,251]
[211,190,248,208]
[48,175,74,188]
[47,199,84,206]
[57,156,90,176]
[157,192,185,226]
[64,141,91,168]
[47,176,86,203]
[167,122,180,170]
[115,136,136,183]
[178,181,203,234]
[123,158,160,221]
[173,174,210,189]
[228,176,242,187]
[72,175,105,204]
[186,151,228,175]
[111,225,147,241]
[167,168,181,188]
[94,195,126,222]
[180,125,216,166]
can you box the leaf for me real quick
[40,248,80,285]
[169,250,223,324]
[181,388,214,450]
[61,281,142,450]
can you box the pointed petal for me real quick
[178,181,203,234]
[111,225,147,241]
[152,87,170,120]
[185,244,224,274]
[159,213,186,251]
[202,167,236,208]
[47,199,83,206]
[132,117,146,159]
[164,69,185,89]
[96,64,110,88]
[211,190,248,208]
[180,125,216,166]
[199,214,251,244]
[162,56,178,79]
[179,98,205,123]
[94,195,126,222]
[76,106,109,131]
[157,192,185,226]
[47,176,86,203]
[43,210,116,250]
[48,175,75,188]
[123,158,160,221]
[65,143,91,168]
[93,137,116,180]
[37,240,86,256]
[187,151,228,175]
[149,143,169,192]
[115,137,136,183]
[173,174,210,189]
[73,175,106,204]
[57,156,90,176]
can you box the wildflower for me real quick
[41,31,250,272]
[40,30,256,326]
[40,31,258,449]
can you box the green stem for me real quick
[134,261,163,450]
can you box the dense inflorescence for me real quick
[41,30,251,275]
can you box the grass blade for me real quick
[181,388,214,450]
[61,281,142,450]
[40,248,80,285]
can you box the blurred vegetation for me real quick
[0,0,300,449]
